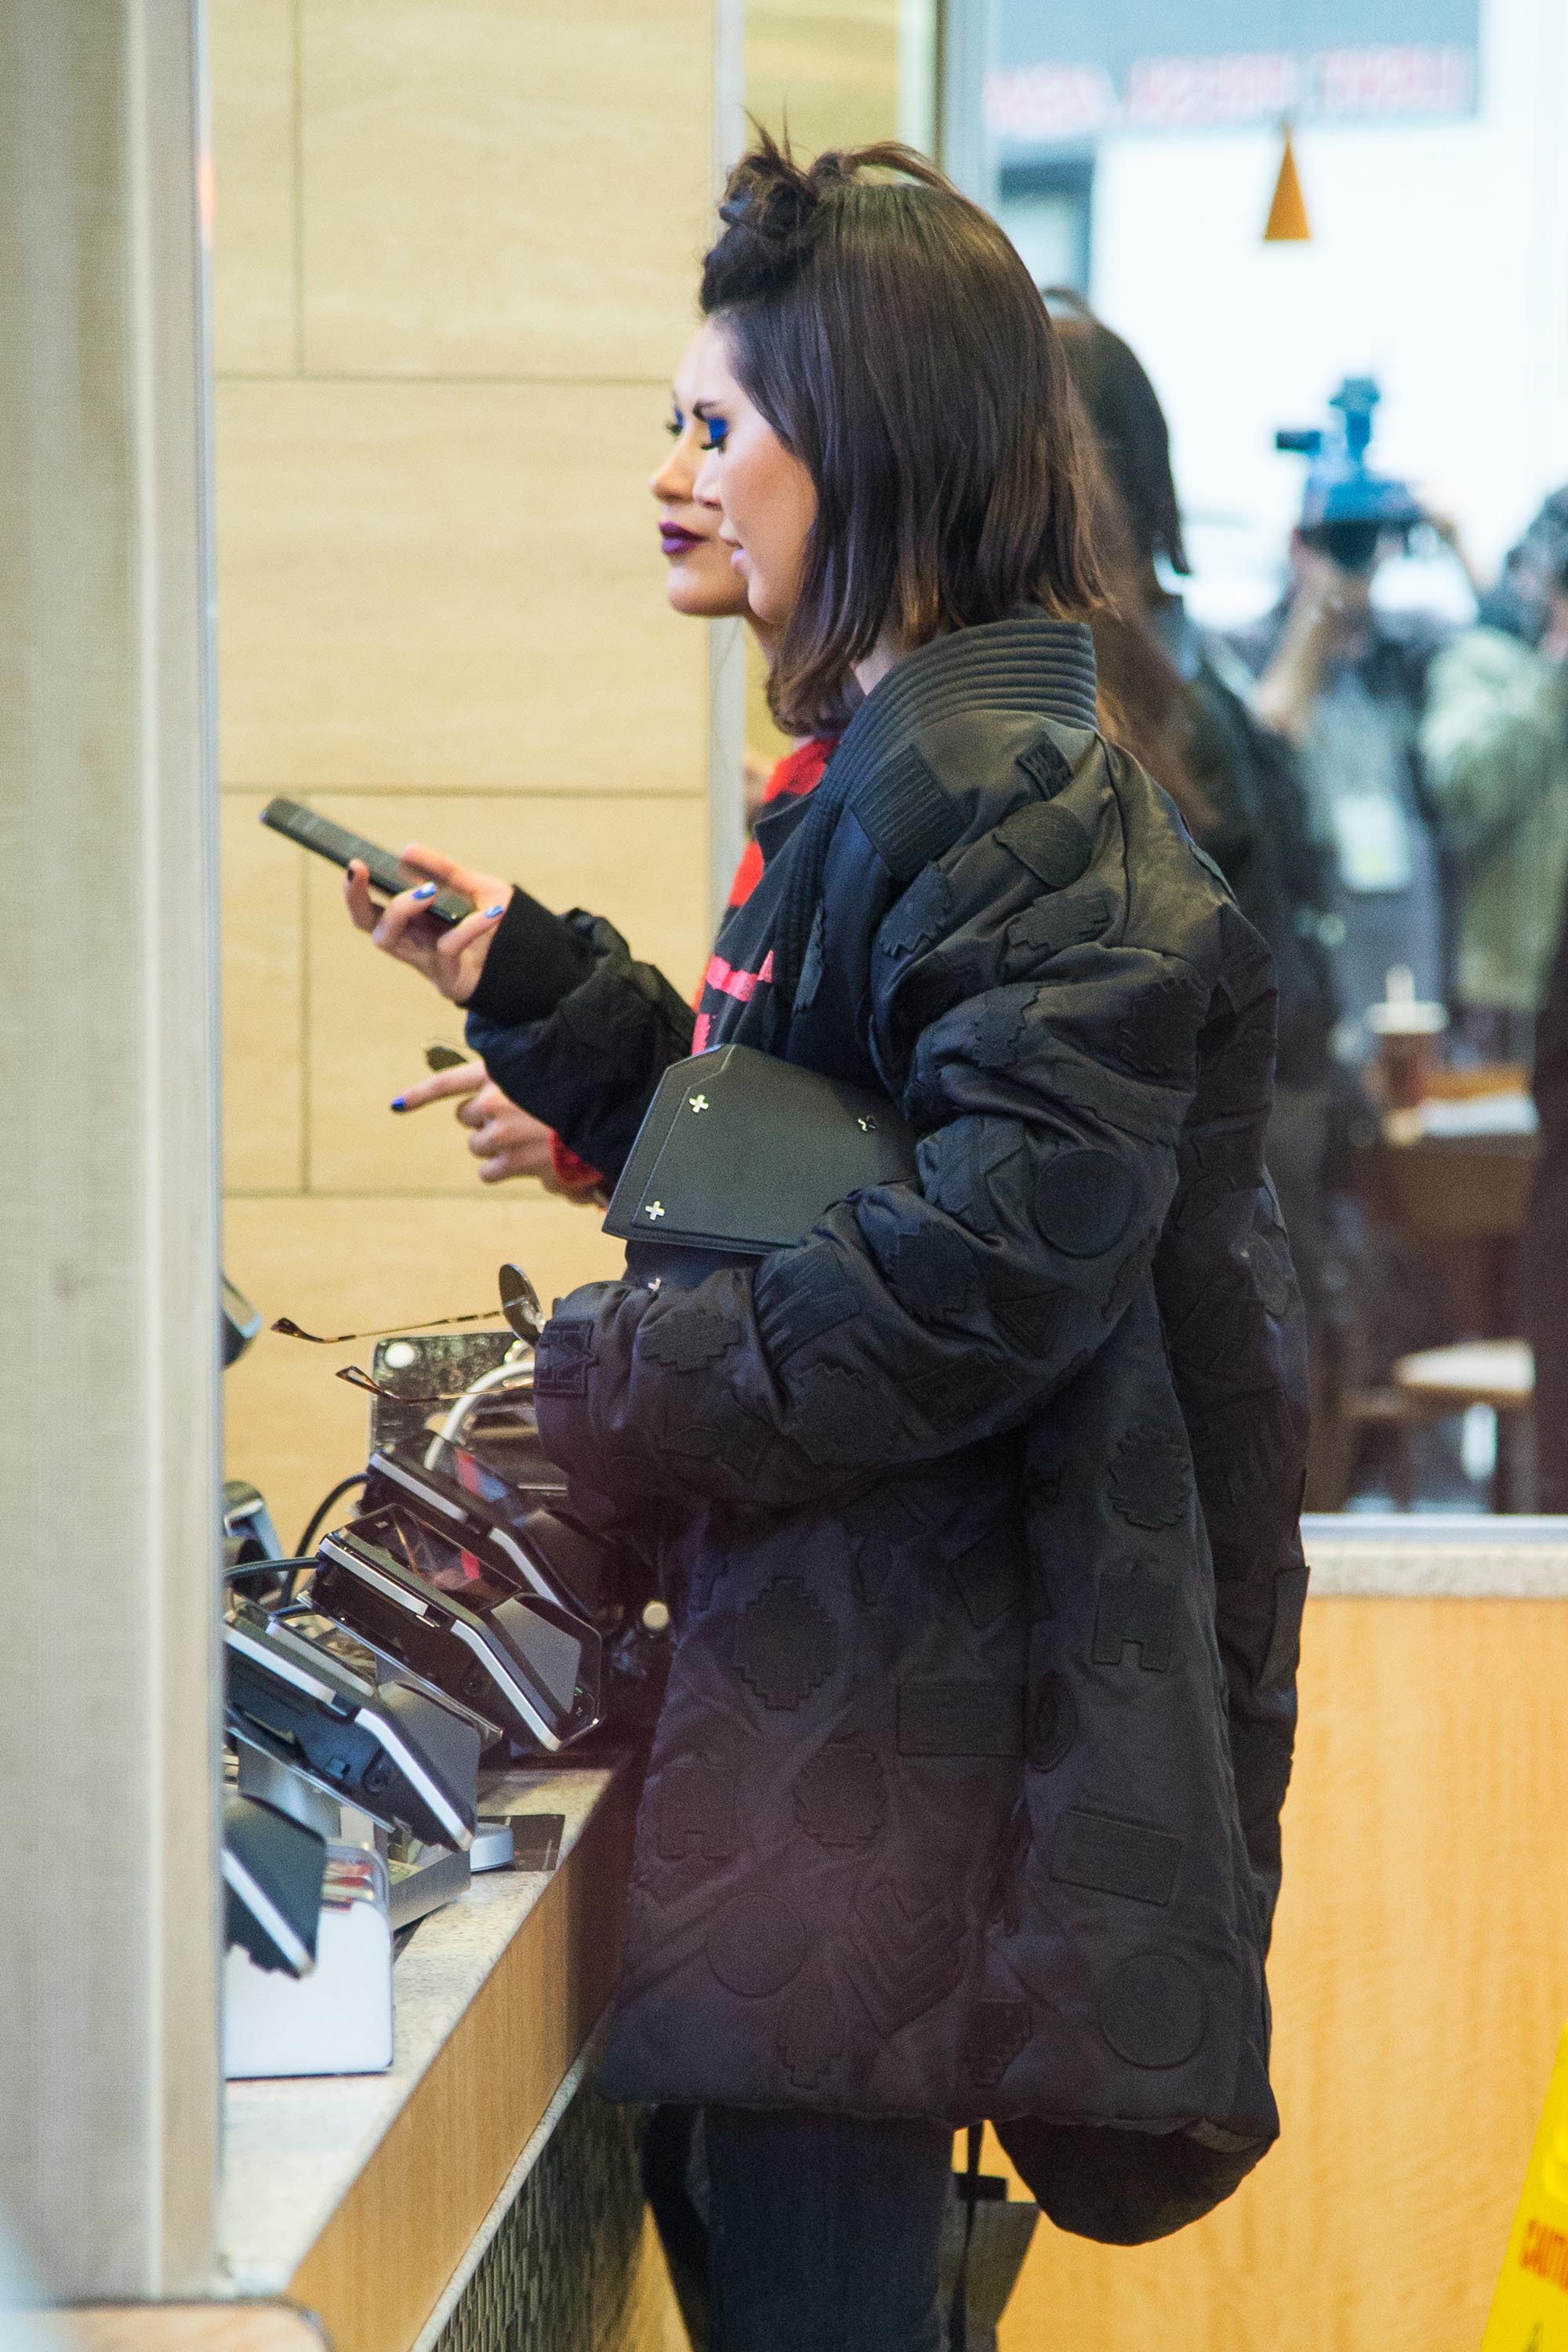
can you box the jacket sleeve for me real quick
[534,891,1217,1512]
[1151,907,1310,1941]
[465,901,695,1184]
[1419,628,1558,857]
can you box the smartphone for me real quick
[224,1599,481,1848]
[365,1439,615,1622]
[260,797,472,925]
[311,1508,604,1755]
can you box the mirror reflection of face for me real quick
[691,326,818,627]
[651,327,750,620]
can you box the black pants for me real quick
[647,2104,955,2352]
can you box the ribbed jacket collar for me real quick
[824,608,1098,804]
[762,611,1098,1036]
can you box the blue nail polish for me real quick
[412,882,437,902]
[485,903,504,918]
[390,1096,406,1112]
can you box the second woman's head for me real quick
[693,134,1105,731]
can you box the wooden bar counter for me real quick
[997,1518,1568,2352]
[219,1766,639,2352]
[67,1526,1568,2352]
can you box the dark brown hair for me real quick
[1048,292,1189,579]
[700,133,1108,735]
[1050,299,1213,836]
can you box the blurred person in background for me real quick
[1421,495,1568,1062]
[1233,503,1451,1067]
[1051,299,1360,1499]
[377,325,839,1206]
[1524,864,1568,1512]
[1493,492,1568,1514]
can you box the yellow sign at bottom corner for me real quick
[1483,2023,1568,2350]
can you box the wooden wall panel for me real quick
[209,0,298,374]
[224,1192,630,1547]
[299,0,711,381]
[300,792,706,1194]
[212,2,714,1548]
[222,793,305,1192]
[214,379,706,794]
[745,0,899,154]
[997,1597,1568,2352]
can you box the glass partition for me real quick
[935,0,1568,1517]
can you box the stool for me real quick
[1393,1340,1535,1512]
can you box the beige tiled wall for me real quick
[213,0,713,1541]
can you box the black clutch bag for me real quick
[604,1044,916,1282]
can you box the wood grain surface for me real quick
[61,2309,327,2352]
[286,1775,634,2352]
[997,1596,1568,2352]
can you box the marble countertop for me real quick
[220,1765,615,2297]
[1303,1513,1568,1596]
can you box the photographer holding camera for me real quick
[1235,383,1451,1065]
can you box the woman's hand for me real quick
[344,840,512,1005]
[389,1062,563,1184]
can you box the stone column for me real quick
[0,0,220,2299]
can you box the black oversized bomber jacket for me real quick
[467,612,1310,2244]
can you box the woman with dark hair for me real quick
[1048,299,1361,1499]
[363,140,1308,2350]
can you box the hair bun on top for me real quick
[703,132,950,312]
[705,132,831,306]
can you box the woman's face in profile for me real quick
[691,327,817,628]
[651,328,750,621]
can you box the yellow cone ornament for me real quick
[1482,2022,1568,2349]
[1264,123,1311,242]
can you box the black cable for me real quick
[294,1472,367,1563]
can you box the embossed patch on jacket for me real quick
[964,1998,1032,2087]
[846,1875,965,2035]
[992,1289,1063,1354]
[909,1354,1017,1432]
[854,743,966,880]
[1050,1809,1183,1905]
[968,987,1040,1072]
[793,1735,887,1846]
[995,799,1094,888]
[1003,887,1113,979]
[1116,976,1204,1081]
[1036,1149,1137,1256]
[1093,1561,1177,1671]
[787,1361,906,1463]
[755,1251,858,1364]
[657,1748,738,1862]
[920,1118,1025,1225]
[1108,1428,1194,1530]
[533,1320,595,1396]
[1242,1223,1297,1318]
[705,1892,807,1996]
[859,1200,980,1317]
[1097,1951,1207,2067]
[779,1978,847,2088]
[734,1576,839,1711]
[944,1537,1022,1631]
[877,866,956,963]
[637,1303,741,1372]
[1016,731,1074,799]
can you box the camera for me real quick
[1276,377,1424,573]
